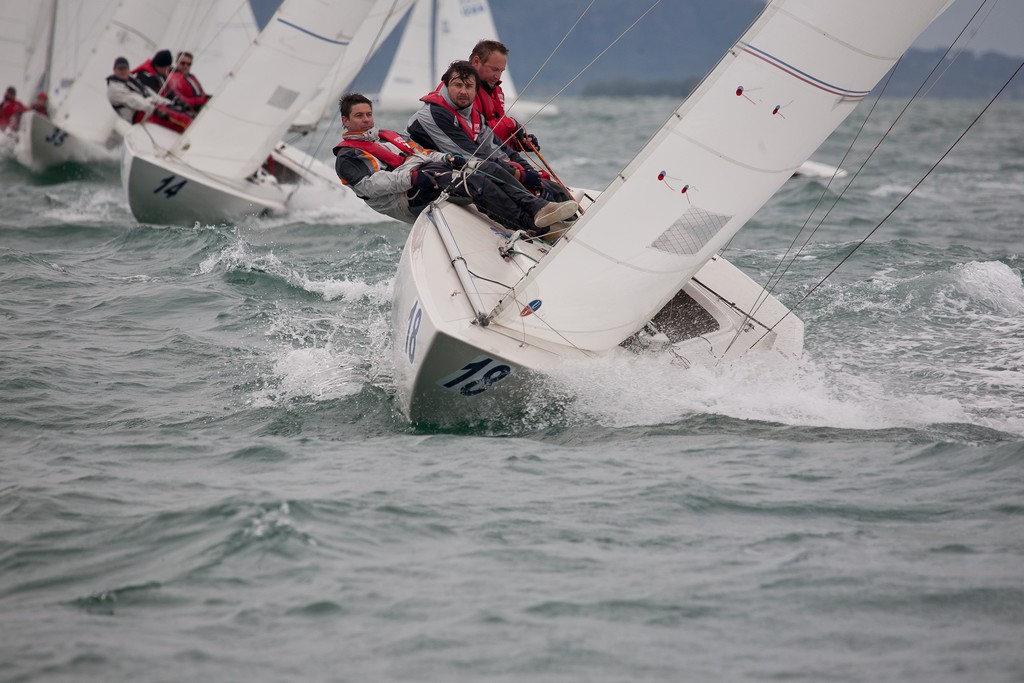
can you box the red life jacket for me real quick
[420,91,482,141]
[475,81,517,145]
[168,71,208,108]
[333,130,418,171]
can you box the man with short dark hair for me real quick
[334,93,576,233]
[409,61,542,189]
[133,49,174,96]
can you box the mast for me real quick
[41,0,58,95]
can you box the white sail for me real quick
[488,0,955,350]
[375,0,550,115]
[0,1,55,97]
[434,0,518,101]
[376,0,432,110]
[184,0,263,95]
[171,0,378,180]
[52,0,178,146]
[48,0,120,108]
[291,0,415,131]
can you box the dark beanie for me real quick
[152,50,173,68]
[113,56,129,69]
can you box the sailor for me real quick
[166,51,210,115]
[133,49,174,96]
[334,92,576,234]
[106,57,191,131]
[0,86,28,131]
[31,92,49,118]
[408,61,568,203]
[467,39,540,152]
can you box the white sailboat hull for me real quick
[392,196,803,424]
[15,111,117,172]
[122,123,343,224]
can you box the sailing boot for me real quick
[533,200,578,229]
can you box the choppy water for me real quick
[2,97,1023,682]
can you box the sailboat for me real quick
[390,0,955,424]
[14,0,257,173]
[0,0,57,151]
[374,0,555,118]
[121,0,413,224]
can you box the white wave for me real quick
[40,186,130,224]
[249,344,364,407]
[302,275,391,303]
[261,183,390,228]
[544,349,973,431]
[950,261,1024,314]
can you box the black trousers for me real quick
[410,161,549,232]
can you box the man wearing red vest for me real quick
[0,87,28,132]
[468,39,539,152]
[334,93,576,233]
[408,61,570,206]
[166,52,210,115]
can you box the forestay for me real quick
[291,0,416,131]
[172,0,377,180]
[377,0,519,110]
[490,0,955,350]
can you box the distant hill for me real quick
[350,0,765,95]
[260,0,1023,101]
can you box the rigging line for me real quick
[449,0,661,210]
[746,0,998,321]
[495,0,597,132]
[747,58,1024,352]
[290,0,408,200]
[716,67,899,362]
[468,0,661,166]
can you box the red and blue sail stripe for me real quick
[738,42,871,99]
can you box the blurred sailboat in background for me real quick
[121,0,412,224]
[374,0,556,118]
[14,0,261,173]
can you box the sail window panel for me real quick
[267,86,300,110]
[651,208,733,256]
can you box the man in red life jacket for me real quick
[468,39,539,152]
[333,93,576,233]
[166,52,209,115]
[133,49,173,97]
[31,92,49,118]
[0,87,28,132]
[106,56,192,132]
[408,61,569,204]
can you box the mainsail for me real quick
[171,0,378,180]
[489,0,955,350]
